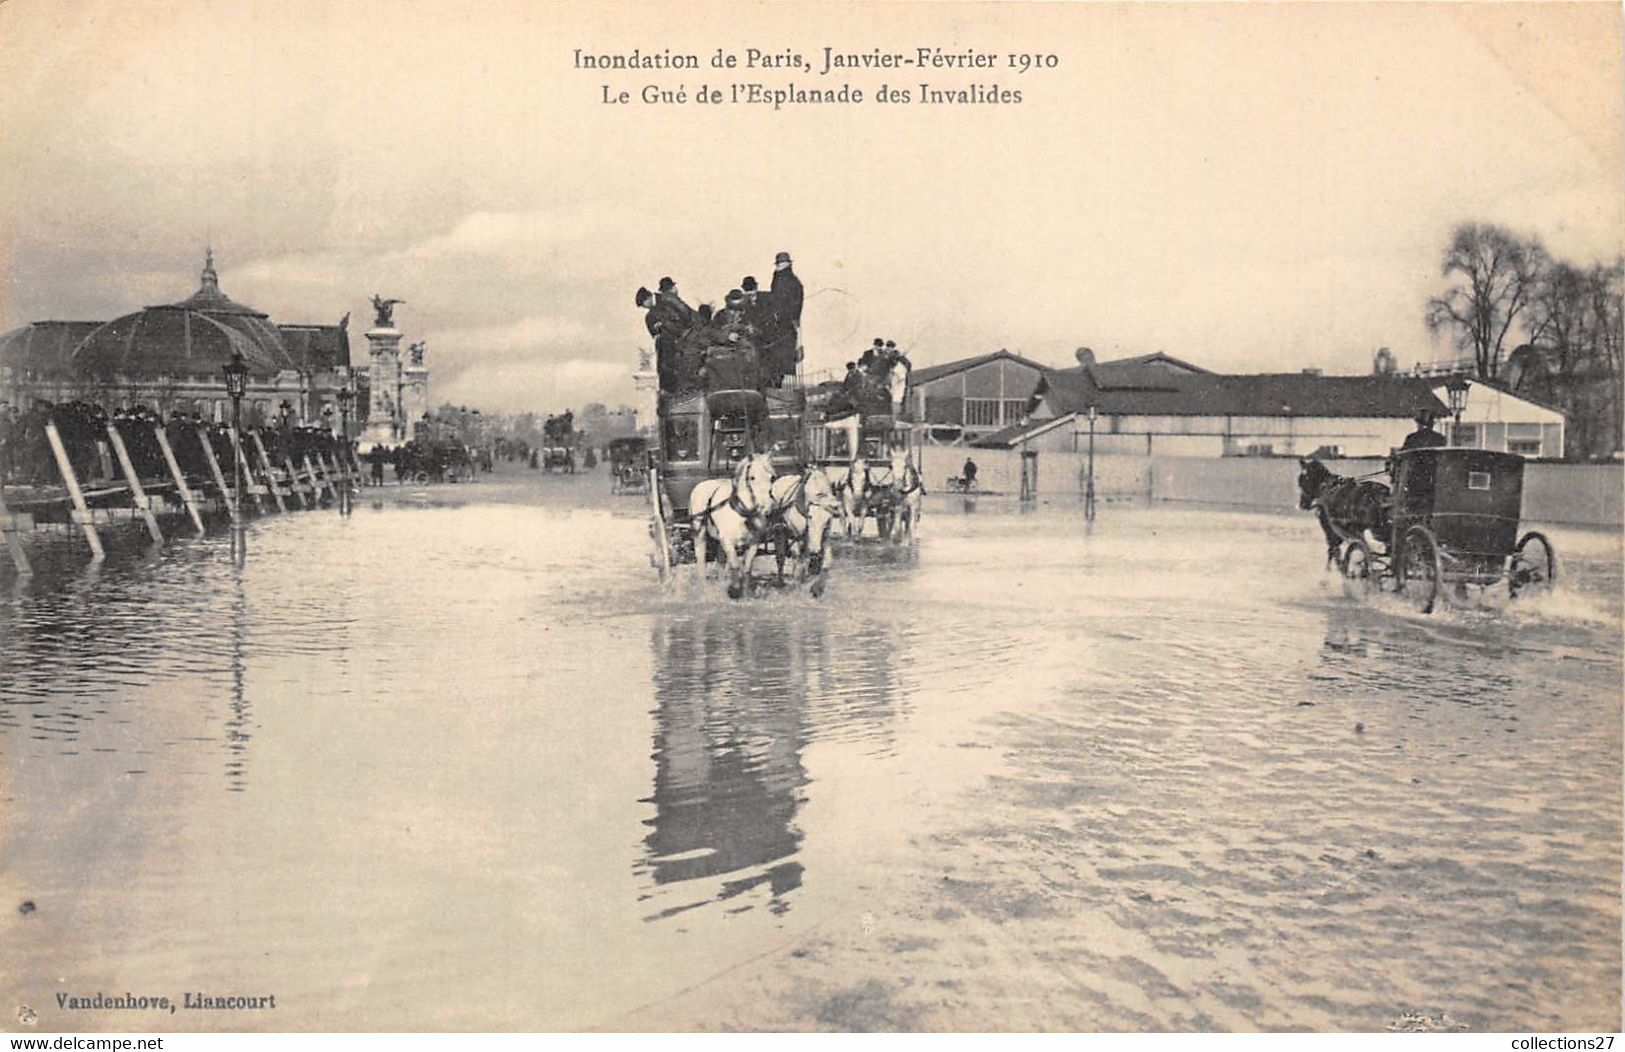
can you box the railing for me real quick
[1408,357,1476,378]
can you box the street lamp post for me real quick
[1444,374,1471,445]
[222,351,250,533]
[1085,404,1097,521]
[336,386,354,442]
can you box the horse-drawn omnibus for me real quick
[648,386,829,590]
[805,403,923,544]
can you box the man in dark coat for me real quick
[768,252,803,329]
[1400,411,1447,451]
[657,277,695,328]
[762,251,803,386]
[640,286,687,391]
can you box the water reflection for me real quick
[225,554,251,792]
[639,602,906,920]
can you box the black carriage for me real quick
[1339,447,1555,613]
[609,436,650,494]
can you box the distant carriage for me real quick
[808,409,922,544]
[1306,447,1556,614]
[609,436,650,494]
[542,446,575,473]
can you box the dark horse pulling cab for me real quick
[1299,448,1556,614]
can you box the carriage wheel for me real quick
[1339,539,1375,597]
[1509,531,1556,598]
[1397,526,1441,614]
[412,470,430,484]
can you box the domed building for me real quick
[0,251,360,430]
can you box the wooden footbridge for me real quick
[0,408,362,574]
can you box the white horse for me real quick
[887,450,925,543]
[828,455,869,538]
[766,465,844,596]
[688,451,776,599]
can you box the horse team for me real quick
[687,447,924,599]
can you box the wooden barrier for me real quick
[230,429,268,514]
[248,432,285,512]
[105,422,164,545]
[154,424,206,536]
[199,426,240,524]
[289,452,313,510]
[306,454,334,501]
[43,419,105,560]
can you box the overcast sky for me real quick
[1,1,1619,413]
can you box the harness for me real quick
[894,463,924,497]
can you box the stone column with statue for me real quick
[361,295,406,447]
[632,346,658,438]
[402,341,431,440]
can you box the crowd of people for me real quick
[637,251,804,395]
[0,398,356,490]
[825,338,913,417]
[362,441,487,486]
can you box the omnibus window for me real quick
[664,418,699,461]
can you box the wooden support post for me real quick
[0,484,32,575]
[318,452,339,493]
[43,419,105,560]
[289,456,314,508]
[106,422,164,544]
[198,426,238,524]
[249,433,287,512]
[231,429,267,514]
[306,454,334,501]
[154,424,206,536]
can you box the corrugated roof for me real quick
[1035,367,1448,419]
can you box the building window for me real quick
[1000,399,1027,425]
[964,399,1000,428]
[1508,440,1542,456]
[1453,424,1478,447]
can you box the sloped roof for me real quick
[278,319,351,372]
[1035,367,1447,419]
[1091,352,1211,384]
[909,349,1048,386]
[0,321,103,379]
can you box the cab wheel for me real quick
[1339,539,1375,598]
[1397,526,1441,614]
[1509,531,1555,598]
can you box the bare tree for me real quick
[1516,256,1623,458]
[1425,223,1547,380]
[1584,260,1624,456]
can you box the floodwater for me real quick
[1,472,1619,1032]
